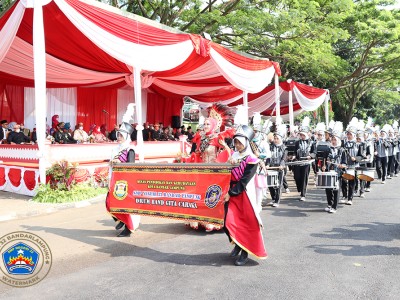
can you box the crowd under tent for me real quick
[0,0,281,183]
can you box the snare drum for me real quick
[267,171,279,187]
[316,171,338,189]
[342,168,356,180]
[356,167,375,182]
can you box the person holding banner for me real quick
[106,104,140,237]
[224,125,267,266]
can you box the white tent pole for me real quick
[134,67,144,162]
[243,91,248,124]
[33,1,47,184]
[288,81,294,133]
[324,93,329,126]
[274,74,280,120]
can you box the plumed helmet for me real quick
[233,125,255,142]
[299,116,310,135]
[346,117,358,134]
[331,121,343,139]
[118,122,134,139]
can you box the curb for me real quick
[0,194,107,222]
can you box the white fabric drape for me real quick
[189,94,243,109]
[0,37,128,84]
[292,86,328,111]
[24,88,77,130]
[210,48,275,93]
[0,1,25,64]
[54,0,193,71]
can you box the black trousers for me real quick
[325,188,339,209]
[293,164,310,197]
[365,163,373,189]
[269,170,284,203]
[387,155,395,176]
[341,178,355,200]
[395,153,400,175]
[282,169,288,189]
[376,156,388,181]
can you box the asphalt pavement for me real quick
[0,173,399,299]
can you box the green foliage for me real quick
[33,183,107,203]
[46,160,77,191]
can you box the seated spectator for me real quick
[109,124,119,141]
[130,124,137,141]
[186,126,194,142]
[0,120,9,143]
[7,124,31,144]
[159,127,175,141]
[174,127,183,140]
[91,126,108,143]
[151,123,162,141]
[54,122,77,144]
[31,128,37,143]
[20,123,30,137]
[73,122,89,143]
[100,124,109,139]
[88,124,96,136]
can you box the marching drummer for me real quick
[266,124,287,207]
[292,117,314,201]
[322,121,345,213]
[339,118,362,206]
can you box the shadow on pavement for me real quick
[21,224,259,267]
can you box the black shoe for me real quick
[115,221,124,230]
[117,227,131,237]
[229,245,242,258]
[234,250,249,266]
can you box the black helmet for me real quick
[234,125,255,141]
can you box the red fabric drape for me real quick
[146,92,182,126]
[23,170,37,191]
[76,87,117,132]
[0,85,24,123]
[0,167,6,186]
[8,168,22,187]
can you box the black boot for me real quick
[229,244,242,258]
[117,226,131,237]
[234,250,248,266]
[115,221,124,230]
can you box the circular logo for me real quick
[204,185,222,209]
[0,231,52,288]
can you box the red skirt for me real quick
[105,193,134,230]
[225,191,267,259]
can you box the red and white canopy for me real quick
[0,0,280,98]
[190,80,329,117]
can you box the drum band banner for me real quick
[107,163,232,225]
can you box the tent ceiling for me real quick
[0,0,280,101]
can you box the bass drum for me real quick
[356,167,375,182]
[342,168,356,180]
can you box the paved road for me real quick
[0,175,399,299]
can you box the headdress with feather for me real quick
[207,103,237,131]
[299,116,310,135]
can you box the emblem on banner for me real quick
[204,185,222,209]
[113,180,128,200]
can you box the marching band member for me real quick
[252,113,271,212]
[224,125,267,266]
[106,104,140,237]
[355,126,367,198]
[393,121,400,176]
[364,118,375,192]
[185,103,235,232]
[339,118,361,205]
[387,126,396,179]
[312,122,326,174]
[266,123,287,207]
[375,125,391,184]
[323,121,344,213]
[292,117,314,201]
